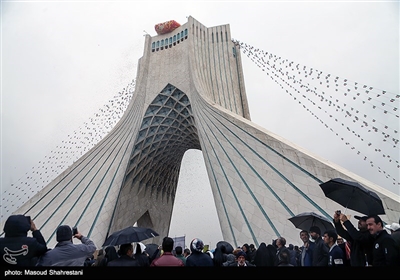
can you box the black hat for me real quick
[56,225,72,242]
[354,215,368,221]
[236,251,247,258]
[309,226,321,235]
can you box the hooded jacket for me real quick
[0,215,48,266]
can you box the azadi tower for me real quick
[3,16,399,248]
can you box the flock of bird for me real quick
[234,39,399,185]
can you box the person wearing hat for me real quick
[0,215,48,266]
[185,238,213,266]
[333,212,374,266]
[385,222,400,250]
[37,225,96,266]
[309,226,329,266]
[366,215,400,266]
[229,250,255,266]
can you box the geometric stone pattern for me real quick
[124,84,200,199]
[2,16,399,249]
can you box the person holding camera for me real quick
[0,214,48,266]
[37,225,96,266]
[333,210,374,266]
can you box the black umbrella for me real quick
[288,212,334,233]
[143,243,160,259]
[319,178,385,215]
[216,240,234,254]
[102,226,159,247]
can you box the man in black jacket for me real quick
[0,215,48,266]
[186,238,213,266]
[366,215,399,266]
[107,243,139,266]
[333,212,374,266]
[309,226,329,266]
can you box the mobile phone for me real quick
[72,226,78,235]
[336,210,341,215]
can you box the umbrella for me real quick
[102,226,159,247]
[143,243,160,258]
[319,178,385,215]
[288,212,334,233]
[216,240,234,254]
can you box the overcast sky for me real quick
[1,1,398,248]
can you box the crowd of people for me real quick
[1,212,399,267]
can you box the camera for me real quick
[336,210,341,215]
[72,226,78,235]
